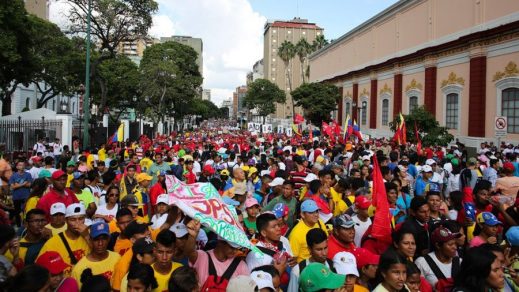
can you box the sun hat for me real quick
[299,263,345,292]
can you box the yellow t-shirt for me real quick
[98,148,107,163]
[38,231,91,267]
[330,188,350,216]
[152,262,183,292]
[140,158,153,172]
[112,249,133,291]
[44,223,67,236]
[114,238,132,257]
[120,273,129,292]
[71,251,121,289]
[24,196,39,214]
[289,219,329,263]
[66,173,73,188]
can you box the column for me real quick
[424,66,437,115]
[352,83,359,122]
[370,79,377,129]
[468,56,487,137]
[337,87,344,125]
[394,74,403,116]
[56,114,73,148]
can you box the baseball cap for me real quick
[35,251,70,275]
[170,223,188,238]
[299,263,345,292]
[467,157,477,165]
[421,165,433,173]
[222,196,240,206]
[268,177,285,187]
[362,155,370,161]
[333,252,359,277]
[247,159,256,166]
[66,160,76,167]
[356,249,380,268]
[477,212,502,226]
[301,199,320,213]
[51,170,67,180]
[121,195,143,206]
[38,169,51,179]
[136,173,153,183]
[65,203,85,218]
[220,169,230,176]
[90,221,110,238]
[250,271,275,291]
[156,194,169,205]
[226,275,257,292]
[132,236,155,254]
[425,159,436,166]
[332,214,356,229]
[124,220,151,238]
[304,173,319,183]
[503,162,515,172]
[355,196,371,209]
[431,227,461,244]
[203,165,215,175]
[272,203,289,219]
[73,172,85,180]
[245,197,260,209]
[50,202,66,216]
[506,226,519,246]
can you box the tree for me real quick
[389,106,454,146]
[0,0,38,116]
[65,0,158,114]
[291,82,339,127]
[28,16,84,108]
[243,79,285,123]
[139,41,202,132]
[295,38,312,84]
[277,40,296,118]
[312,34,329,51]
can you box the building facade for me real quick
[232,86,248,119]
[25,0,49,20]
[264,18,323,119]
[247,59,264,85]
[202,89,211,101]
[221,99,233,118]
[310,0,519,146]
[160,36,203,77]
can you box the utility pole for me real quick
[83,0,92,148]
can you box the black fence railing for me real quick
[0,119,62,154]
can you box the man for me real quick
[38,203,90,266]
[351,196,372,247]
[50,138,63,167]
[149,171,166,206]
[289,155,310,193]
[496,162,519,198]
[45,203,67,235]
[327,214,357,260]
[120,164,138,198]
[28,156,43,180]
[70,172,96,219]
[43,156,57,174]
[400,197,431,257]
[288,228,335,292]
[71,221,121,288]
[148,153,170,185]
[65,161,76,188]
[37,170,79,218]
[126,154,142,173]
[9,160,32,226]
[264,181,298,228]
[19,209,51,265]
[289,199,328,263]
[108,208,134,255]
[152,229,183,292]
[483,158,499,188]
[33,138,46,156]
[140,151,153,173]
[253,175,273,205]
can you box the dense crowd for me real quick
[0,128,519,292]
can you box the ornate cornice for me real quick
[493,61,519,82]
[379,83,392,95]
[441,72,465,88]
[344,90,352,99]
[405,79,423,92]
[360,88,370,97]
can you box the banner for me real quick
[253,123,261,132]
[277,126,284,134]
[285,127,293,137]
[262,124,273,133]
[247,123,254,132]
[165,175,263,256]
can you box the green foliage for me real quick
[244,79,285,120]
[312,34,329,51]
[291,82,339,127]
[295,38,312,83]
[185,99,222,120]
[389,106,454,146]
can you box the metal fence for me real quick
[0,118,62,154]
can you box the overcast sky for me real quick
[50,0,398,107]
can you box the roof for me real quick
[269,21,322,30]
[0,108,58,121]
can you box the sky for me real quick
[49,0,398,106]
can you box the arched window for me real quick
[382,99,389,126]
[361,100,367,126]
[446,93,459,129]
[502,87,519,133]
[345,102,351,117]
[409,96,418,112]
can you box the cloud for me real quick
[211,88,234,107]
[149,15,176,38]
[48,0,71,29]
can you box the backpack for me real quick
[424,254,460,292]
[200,252,242,292]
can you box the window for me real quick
[25,98,30,109]
[502,88,519,133]
[446,93,459,129]
[382,99,389,126]
[409,96,418,112]
[345,102,351,117]
[72,102,75,114]
[52,100,56,111]
[361,101,367,125]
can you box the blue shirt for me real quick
[8,172,32,200]
[407,164,418,178]
[414,176,429,196]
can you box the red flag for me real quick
[371,155,392,245]
[322,122,332,137]
[399,113,407,145]
[333,121,342,136]
[414,121,422,156]
[392,126,401,144]
[294,114,304,124]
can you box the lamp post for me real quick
[83,0,92,148]
[352,101,367,132]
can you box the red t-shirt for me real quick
[36,188,79,218]
[327,233,356,260]
[149,182,165,206]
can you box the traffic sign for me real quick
[495,116,507,137]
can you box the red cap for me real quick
[203,165,215,175]
[51,170,67,180]
[36,251,70,274]
[504,162,515,172]
[32,156,43,162]
[355,196,371,209]
[355,249,380,268]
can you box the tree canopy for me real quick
[243,79,285,122]
[291,82,339,127]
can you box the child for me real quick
[151,194,169,230]
[244,197,260,237]
[333,251,369,292]
[406,262,433,292]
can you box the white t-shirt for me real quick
[33,142,46,154]
[352,214,372,247]
[28,167,41,180]
[50,142,63,156]
[246,236,293,272]
[95,203,118,221]
[151,213,168,230]
[415,252,460,287]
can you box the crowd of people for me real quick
[0,127,519,292]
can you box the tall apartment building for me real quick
[117,37,157,64]
[263,18,323,119]
[221,99,233,118]
[202,89,211,101]
[232,86,248,119]
[247,59,264,85]
[25,0,49,20]
[160,36,203,77]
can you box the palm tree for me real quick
[312,34,329,51]
[295,38,311,84]
[277,40,296,119]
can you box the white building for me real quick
[202,89,211,101]
[221,99,233,118]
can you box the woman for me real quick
[360,165,370,186]
[391,229,416,261]
[470,212,501,247]
[373,250,409,292]
[392,179,411,224]
[127,263,158,292]
[168,266,200,292]
[24,178,48,214]
[426,191,446,223]
[452,246,504,292]
[94,185,119,223]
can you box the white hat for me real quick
[304,173,319,182]
[397,165,407,172]
[226,275,257,292]
[251,271,275,291]
[65,203,86,218]
[170,223,188,238]
[156,194,169,205]
[268,177,285,187]
[362,155,370,161]
[50,202,66,216]
[333,251,359,277]
[422,165,433,173]
[425,159,436,166]
[454,149,462,157]
[344,152,353,159]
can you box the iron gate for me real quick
[0,118,62,152]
